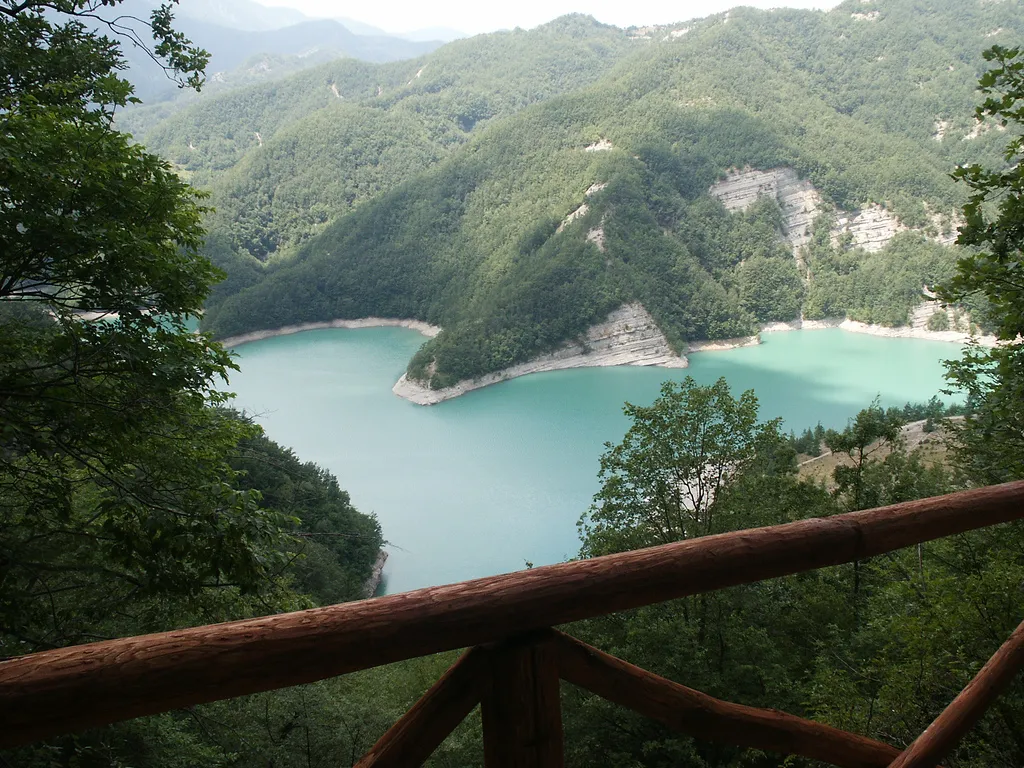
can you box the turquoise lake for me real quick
[226,328,962,595]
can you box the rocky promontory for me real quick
[393,303,688,405]
[362,550,389,598]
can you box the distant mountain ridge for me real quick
[175,18,439,73]
[114,0,445,101]
[166,0,467,41]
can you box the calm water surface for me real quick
[227,328,960,595]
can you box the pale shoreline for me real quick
[391,333,762,405]
[214,312,997,407]
[219,317,441,348]
[392,351,688,406]
[759,317,998,347]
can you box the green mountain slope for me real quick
[125,15,640,303]
[197,0,1016,389]
[123,58,411,180]
[131,16,637,179]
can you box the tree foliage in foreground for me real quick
[1,5,384,764]
[0,0,300,648]
[579,377,791,556]
[567,375,1024,767]
[568,42,1024,768]
[938,45,1024,484]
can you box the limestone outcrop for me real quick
[392,303,687,405]
[833,205,905,253]
[927,209,960,247]
[709,167,823,256]
[557,203,589,232]
[709,166,956,258]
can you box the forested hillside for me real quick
[152,0,1023,390]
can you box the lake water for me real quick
[226,328,961,595]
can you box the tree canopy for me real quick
[579,377,792,556]
[1,7,386,763]
[0,0,382,651]
[938,45,1024,483]
[0,0,294,644]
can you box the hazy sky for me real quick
[254,0,843,36]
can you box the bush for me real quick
[927,309,950,331]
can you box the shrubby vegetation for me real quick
[939,45,1024,485]
[556,46,1024,766]
[788,396,968,456]
[230,429,384,605]
[803,227,957,325]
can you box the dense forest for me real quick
[4,0,1024,766]
[118,0,1022,389]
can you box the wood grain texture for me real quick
[553,631,916,768]
[888,618,1024,768]
[355,648,483,767]
[481,634,563,767]
[1,481,1022,747]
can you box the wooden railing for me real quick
[3,481,1024,767]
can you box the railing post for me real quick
[481,633,563,767]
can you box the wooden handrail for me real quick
[553,631,918,768]
[888,617,1024,768]
[1,481,1023,748]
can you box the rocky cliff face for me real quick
[361,550,389,598]
[709,167,823,257]
[833,204,906,253]
[709,166,951,258]
[393,303,687,404]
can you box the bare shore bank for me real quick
[759,317,998,347]
[362,550,389,598]
[213,307,995,407]
[219,317,441,348]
